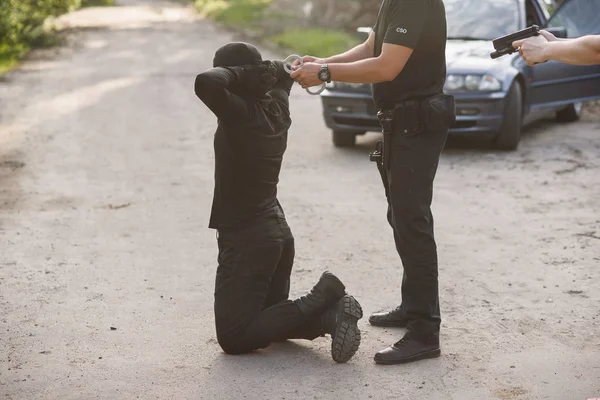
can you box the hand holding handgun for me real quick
[490,25,540,59]
[512,30,560,66]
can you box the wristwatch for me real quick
[318,64,331,83]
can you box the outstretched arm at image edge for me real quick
[544,35,600,65]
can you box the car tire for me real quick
[332,130,357,147]
[555,102,583,123]
[494,81,522,151]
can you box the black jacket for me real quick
[194,61,294,230]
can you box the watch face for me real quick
[319,66,329,81]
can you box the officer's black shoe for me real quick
[368,306,408,327]
[322,295,363,363]
[374,330,440,365]
[294,272,346,317]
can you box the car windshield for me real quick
[547,0,600,37]
[446,0,521,41]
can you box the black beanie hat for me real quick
[213,42,262,67]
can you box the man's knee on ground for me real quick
[217,331,268,355]
[217,336,249,355]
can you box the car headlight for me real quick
[478,75,502,91]
[445,75,465,91]
[444,74,501,92]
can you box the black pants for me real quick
[380,99,451,334]
[214,208,321,354]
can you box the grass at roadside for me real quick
[194,0,360,57]
[0,0,114,74]
[194,0,271,27]
[271,28,359,58]
[0,58,19,74]
[0,43,25,74]
[81,0,115,5]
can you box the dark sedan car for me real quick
[320,0,600,150]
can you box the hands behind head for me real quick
[230,61,278,96]
[227,55,325,95]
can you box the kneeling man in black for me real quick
[194,42,363,363]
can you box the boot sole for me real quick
[331,295,363,363]
[374,348,441,365]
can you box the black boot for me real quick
[374,330,440,365]
[294,271,346,317]
[321,295,363,363]
[368,305,408,327]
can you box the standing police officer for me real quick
[291,0,455,365]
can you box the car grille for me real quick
[451,120,477,129]
[366,102,378,116]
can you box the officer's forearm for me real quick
[544,35,600,65]
[324,42,372,64]
[329,57,399,84]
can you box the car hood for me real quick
[446,39,511,73]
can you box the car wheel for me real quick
[556,102,583,123]
[332,130,357,147]
[494,81,522,151]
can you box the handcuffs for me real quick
[283,54,327,95]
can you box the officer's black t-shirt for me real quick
[372,0,447,110]
[194,62,293,230]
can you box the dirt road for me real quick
[1,1,599,399]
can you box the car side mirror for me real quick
[545,26,567,38]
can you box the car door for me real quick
[527,0,600,110]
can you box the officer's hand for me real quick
[286,56,325,71]
[298,55,325,67]
[301,55,324,64]
[290,62,322,88]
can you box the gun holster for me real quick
[369,109,394,170]
[369,109,394,200]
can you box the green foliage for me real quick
[0,0,113,72]
[271,28,360,58]
[195,0,272,27]
[0,51,19,74]
[81,0,115,5]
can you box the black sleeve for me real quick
[383,0,429,49]
[268,60,294,102]
[194,67,250,121]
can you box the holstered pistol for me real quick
[377,109,394,169]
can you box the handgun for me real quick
[490,25,540,59]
